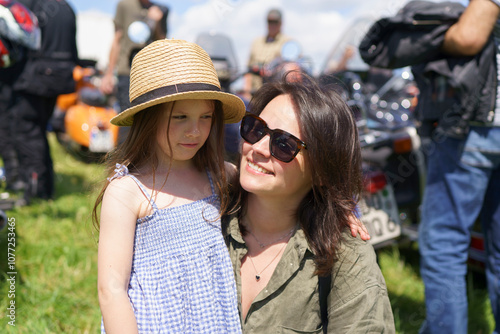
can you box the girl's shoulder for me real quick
[104,173,158,219]
[105,164,148,196]
[107,173,139,190]
[105,174,145,204]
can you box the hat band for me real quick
[131,83,221,107]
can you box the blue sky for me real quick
[70,0,207,16]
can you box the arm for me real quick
[442,0,500,56]
[327,239,395,333]
[242,40,258,100]
[242,72,254,101]
[149,6,167,40]
[97,178,140,333]
[100,28,122,95]
[329,45,355,73]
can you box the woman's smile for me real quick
[247,160,273,175]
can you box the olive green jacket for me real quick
[226,217,396,333]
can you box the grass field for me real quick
[0,133,495,333]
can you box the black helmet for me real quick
[0,0,40,67]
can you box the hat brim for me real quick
[111,90,246,126]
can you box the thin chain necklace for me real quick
[247,226,296,249]
[248,242,288,281]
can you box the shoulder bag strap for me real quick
[318,274,332,334]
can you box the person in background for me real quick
[10,0,78,202]
[0,67,22,193]
[242,8,290,100]
[225,76,393,333]
[0,0,40,196]
[418,0,500,333]
[100,0,168,144]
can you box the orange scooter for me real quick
[52,60,119,161]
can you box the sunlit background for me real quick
[69,0,468,79]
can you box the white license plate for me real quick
[89,129,114,152]
[359,184,401,247]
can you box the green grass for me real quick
[0,134,105,333]
[0,133,495,333]
[378,242,495,333]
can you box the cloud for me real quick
[76,0,392,75]
[167,0,462,76]
[76,10,114,69]
[77,0,462,77]
[168,0,361,76]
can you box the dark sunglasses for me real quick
[240,113,307,163]
[267,19,280,25]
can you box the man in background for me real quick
[10,0,78,202]
[242,8,289,99]
[418,0,500,332]
[100,0,168,143]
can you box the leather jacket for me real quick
[359,0,497,138]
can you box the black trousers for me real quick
[10,92,56,200]
[0,83,20,190]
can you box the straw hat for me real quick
[111,39,246,126]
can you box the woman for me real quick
[225,76,395,333]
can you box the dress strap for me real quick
[107,163,129,182]
[206,168,216,195]
[107,163,159,211]
[127,175,159,211]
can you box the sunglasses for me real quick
[240,113,307,163]
[267,19,280,25]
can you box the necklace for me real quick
[247,242,288,281]
[247,226,296,249]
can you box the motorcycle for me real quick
[195,31,248,163]
[353,85,407,247]
[362,68,425,236]
[196,32,241,93]
[319,17,426,247]
[51,59,119,162]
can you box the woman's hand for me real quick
[348,215,370,241]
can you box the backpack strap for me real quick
[318,274,332,334]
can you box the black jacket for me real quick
[13,0,78,97]
[359,0,497,138]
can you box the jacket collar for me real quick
[228,216,313,255]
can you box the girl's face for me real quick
[240,94,312,202]
[156,99,214,166]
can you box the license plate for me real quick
[359,184,401,247]
[89,128,114,152]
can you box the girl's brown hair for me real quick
[92,100,228,230]
[234,76,363,276]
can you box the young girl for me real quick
[92,39,246,333]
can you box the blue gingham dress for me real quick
[101,164,242,333]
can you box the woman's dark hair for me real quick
[235,75,363,276]
[92,100,228,230]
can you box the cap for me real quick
[267,9,282,21]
